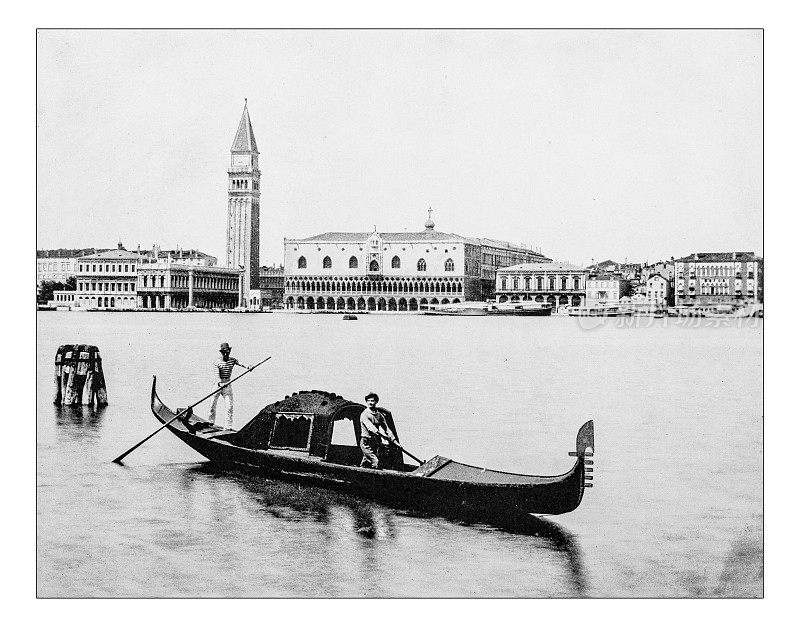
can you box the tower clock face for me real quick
[232,154,250,167]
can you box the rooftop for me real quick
[296,229,467,244]
[292,227,546,256]
[675,252,759,263]
[38,248,111,258]
[499,262,587,273]
[80,249,140,260]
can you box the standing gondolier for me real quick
[209,342,251,430]
[359,392,400,469]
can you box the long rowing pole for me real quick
[112,355,272,464]
[378,432,425,466]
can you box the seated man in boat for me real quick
[359,392,400,469]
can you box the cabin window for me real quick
[269,413,314,451]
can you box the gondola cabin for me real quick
[211,391,406,469]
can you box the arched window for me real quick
[417,259,426,272]
[501,277,507,290]
[513,277,519,290]
[444,258,454,272]
[561,277,567,290]
[524,277,531,290]
[370,260,379,272]
[323,256,332,269]
[349,256,358,269]
[537,277,543,290]
[573,277,580,290]
[298,256,307,269]
[549,277,555,290]
[392,255,401,269]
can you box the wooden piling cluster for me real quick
[54,345,108,406]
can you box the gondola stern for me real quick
[576,420,594,457]
[568,420,595,494]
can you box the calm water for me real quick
[36,312,763,597]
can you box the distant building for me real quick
[283,213,550,311]
[71,245,140,310]
[37,247,111,284]
[640,260,674,282]
[645,273,672,308]
[137,263,243,309]
[586,274,623,306]
[139,244,217,267]
[259,265,284,308]
[588,259,641,281]
[674,252,762,307]
[495,262,588,308]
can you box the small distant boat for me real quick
[568,306,632,317]
[343,314,358,321]
[487,305,552,317]
[422,306,490,316]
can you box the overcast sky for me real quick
[36,29,762,266]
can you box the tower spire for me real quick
[231,101,258,153]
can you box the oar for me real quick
[112,356,272,464]
[377,432,425,466]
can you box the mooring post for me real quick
[54,344,108,407]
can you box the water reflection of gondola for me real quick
[186,464,587,595]
[417,507,587,596]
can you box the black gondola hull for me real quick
[151,380,592,516]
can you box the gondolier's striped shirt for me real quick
[214,357,241,381]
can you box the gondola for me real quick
[150,378,595,516]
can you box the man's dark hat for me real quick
[220,342,231,352]
[365,392,379,402]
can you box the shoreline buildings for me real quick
[283,213,550,311]
[52,243,242,310]
[38,101,764,315]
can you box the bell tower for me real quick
[226,100,261,297]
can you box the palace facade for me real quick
[70,246,140,310]
[495,262,588,308]
[138,263,242,309]
[674,252,762,307]
[283,215,549,311]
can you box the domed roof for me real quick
[424,207,435,230]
